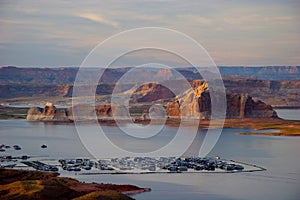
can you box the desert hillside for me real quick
[0,168,149,200]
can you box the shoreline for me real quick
[223,118,300,136]
[46,117,300,136]
[271,105,300,109]
[1,105,299,136]
[2,117,300,137]
[0,168,150,199]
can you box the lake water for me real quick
[0,109,299,200]
[275,109,300,120]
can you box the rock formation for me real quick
[167,81,278,119]
[26,102,69,121]
[226,93,277,118]
[167,81,211,119]
[27,80,278,121]
[193,82,208,98]
[26,103,114,121]
[26,107,44,121]
[129,82,175,103]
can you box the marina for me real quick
[0,154,265,174]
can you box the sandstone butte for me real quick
[166,80,277,119]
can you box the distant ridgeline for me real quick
[0,66,300,84]
[1,66,300,107]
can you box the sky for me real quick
[0,0,299,67]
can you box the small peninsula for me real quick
[0,168,150,200]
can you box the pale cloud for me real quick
[224,15,294,25]
[178,15,212,25]
[0,19,25,24]
[128,14,164,21]
[79,13,120,28]
[20,7,40,14]
[0,18,47,26]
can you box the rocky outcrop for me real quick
[26,102,69,121]
[26,103,114,121]
[26,107,44,121]
[27,81,278,121]
[167,82,278,119]
[129,83,175,103]
[226,93,277,118]
[167,100,181,118]
[95,105,112,117]
[223,79,300,106]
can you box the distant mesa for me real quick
[1,66,300,85]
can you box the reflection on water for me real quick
[0,120,90,158]
[0,115,300,200]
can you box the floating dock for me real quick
[1,155,266,174]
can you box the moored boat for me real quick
[13,145,21,150]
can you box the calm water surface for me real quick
[0,109,299,200]
[275,109,300,120]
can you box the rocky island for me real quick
[26,81,277,121]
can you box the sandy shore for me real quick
[1,104,299,136]
[141,118,300,136]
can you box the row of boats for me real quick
[0,155,30,168]
[1,155,245,173]
[59,158,95,172]
[0,144,47,152]
[22,161,58,172]
[58,156,245,173]
[105,157,172,172]
[166,157,244,172]
[0,144,21,152]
